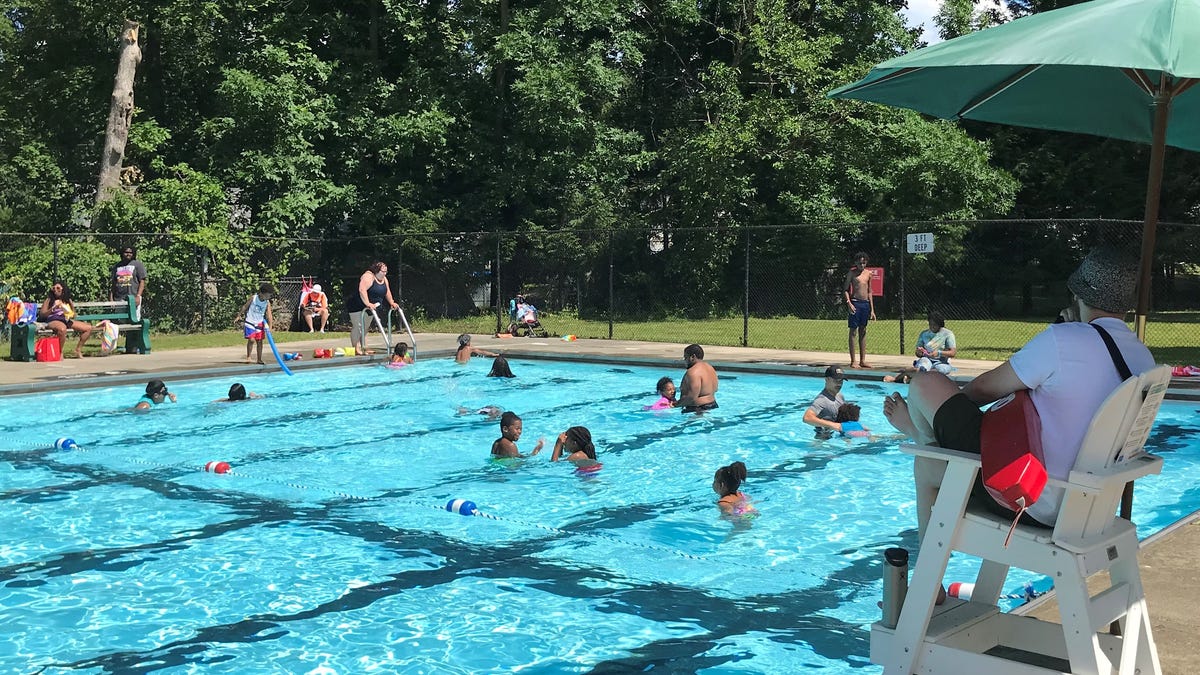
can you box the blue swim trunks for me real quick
[848,299,872,329]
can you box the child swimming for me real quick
[643,376,677,410]
[487,355,515,377]
[454,334,499,364]
[388,342,413,368]
[215,383,262,402]
[834,403,871,437]
[134,379,177,411]
[550,426,599,469]
[457,405,504,421]
[713,461,757,516]
[490,412,545,458]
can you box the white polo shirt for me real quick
[1008,317,1155,524]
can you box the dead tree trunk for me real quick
[95,19,141,205]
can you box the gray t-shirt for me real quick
[111,259,147,300]
[807,390,845,439]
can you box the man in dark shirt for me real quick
[110,246,147,318]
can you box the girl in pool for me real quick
[490,411,545,458]
[487,355,515,377]
[550,426,599,469]
[388,342,413,368]
[134,379,177,411]
[713,461,757,516]
[454,334,499,364]
[643,376,677,410]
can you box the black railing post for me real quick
[199,248,208,331]
[743,226,750,347]
[608,230,614,340]
[52,235,59,281]
[397,235,404,306]
[495,234,503,335]
[899,227,906,355]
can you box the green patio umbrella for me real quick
[828,0,1200,340]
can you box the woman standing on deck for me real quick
[346,262,399,356]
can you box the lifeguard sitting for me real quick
[301,284,329,332]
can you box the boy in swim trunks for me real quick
[238,283,274,365]
[491,412,544,458]
[844,252,876,368]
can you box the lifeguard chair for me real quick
[873,364,1171,675]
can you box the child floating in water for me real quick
[487,355,515,377]
[713,461,757,516]
[216,383,262,402]
[134,379,177,411]
[490,412,545,458]
[457,405,504,421]
[388,342,413,368]
[550,426,599,470]
[834,403,871,437]
[643,376,677,410]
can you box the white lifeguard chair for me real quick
[872,364,1171,675]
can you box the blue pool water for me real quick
[1,359,1198,673]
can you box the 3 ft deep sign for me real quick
[906,232,934,254]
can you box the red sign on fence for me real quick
[867,267,884,296]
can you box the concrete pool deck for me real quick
[4,331,1199,673]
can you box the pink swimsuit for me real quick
[643,396,673,411]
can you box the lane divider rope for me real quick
[11,439,787,572]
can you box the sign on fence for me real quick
[907,232,934,253]
[867,267,885,296]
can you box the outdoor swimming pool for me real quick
[2,358,1198,673]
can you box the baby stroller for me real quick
[508,295,549,337]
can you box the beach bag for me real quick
[980,390,1047,544]
[99,320,120,355]
[35,337,62,362]
[18,302,38,325]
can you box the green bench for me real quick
[9,297,151,361]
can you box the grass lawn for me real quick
[78,314,1196,365]
[417,313,1199,364]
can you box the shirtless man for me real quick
[844,251,876,368]
[678,344,719,413]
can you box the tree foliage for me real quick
[0,0,1037,324]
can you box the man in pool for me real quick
[883,246,1156,538]
[803,366,847,439]
[678,344,718,413]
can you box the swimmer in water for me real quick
[643,376,677,410]
[134,379,177,411]
[388,342,413,367]
[490,411,545,458]
[487,355,515,377]
[214,383,262,402]
[457,405,504,420]
[550,426,599,469]
[713,461,757,516]
[834,403,870,437]
[455,334,499,364]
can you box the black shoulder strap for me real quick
[1090,322,1133,381]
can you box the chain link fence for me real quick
[2,220,1197,362]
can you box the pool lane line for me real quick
[36,440,795,574]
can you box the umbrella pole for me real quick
[1133,81,1170,343]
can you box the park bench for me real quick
[8,297,151,361]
